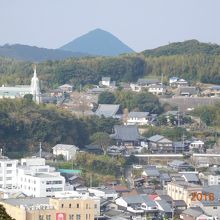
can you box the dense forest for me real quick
[0,40,220,87]
[0,98,119,156]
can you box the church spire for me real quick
[33,64,37,78]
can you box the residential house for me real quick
[83,145,103,155]
[169,77,179,86]
[173,142,189,153]
[180,207,214,220]
[95,104,121,118]
[110,125,145,147]
[202,86,220,97]
[189,140,205,152]
[168,160,191,171]
[52,144,79,161]
[147,135,173,153]
[155,200,173,219]
[171,78,189,87]
[130,78,160,92]
[181,173,200,184]
[100,77,116,88]
[88,188,118,200]
[159,173,171,186]
[167,182,202,207]
[179,86,198,97]
[126,112,150,126]
[58,84,74,93]
[142,166,160,181]
[148,84,166,95]
[115,194,158,217]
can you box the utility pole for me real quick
[161,72,164,95]
[177,106,180,127]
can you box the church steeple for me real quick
[31,65,41,104]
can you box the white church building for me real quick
[0,65,41,103]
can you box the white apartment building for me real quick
[208,175,220,186]
[126,112,150,126]
[17,157,65,197]
[0,158,18,189]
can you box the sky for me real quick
[0,0,220,52]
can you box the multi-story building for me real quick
[0,157,18,189]
[167,181,202,207]
[0,194,100,220]
[208,175,220,186]
[17,157,65,197]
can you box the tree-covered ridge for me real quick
[0,40,220,87]
[142,40,220,56]
[0,56,145,88]
[0,98,119,155]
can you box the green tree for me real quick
[91,132,112,155]
[98,91,116,104]
[0,204,15,220]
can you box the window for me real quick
[94,204,97,209]
[6,170,12,174]
[213,207,217,209]
[86,204,88,209]
[86,214,88,220]
[46,215,51,220]
[6,164,12,167]
[61,204,64,208]
[69,204,71,208]
[69,215,74,220]
[76,214,80,220]
[6,177,12,181]
[77,204,79,208]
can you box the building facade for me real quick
[0,65,41,103]
[0,158,18,189]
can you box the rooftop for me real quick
[110,125,144,141]
[95,104,120,118]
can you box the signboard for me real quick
[56,213,66,220]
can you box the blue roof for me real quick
[58,169,81,174]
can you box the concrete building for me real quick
[0,65,41,103]
[53,144,79,161]
[167,182,202,207]
[126,112,150,126]
[17,158,65,197]
[0,157,18,189]
[208,175,220,186]
[0,194,100,220]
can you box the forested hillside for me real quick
[0,98,118,156]
[142,40,220,56]
[0,40,220,87]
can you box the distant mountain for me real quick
[60,28,134,56]
[0,44,87,62]
[142,40,220,56]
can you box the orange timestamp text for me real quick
[191,192,215,201]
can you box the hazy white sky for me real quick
[0,0,219,52]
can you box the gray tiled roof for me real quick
[148,135,164,142]
[123,195,156,207]
[111,125,144,141]
[156,200,172,212]
[128,112,149,118]
[181,173,199,182]
[102,77,111,81]
[95,104,120,118]
[137,78,160,85]
[182,207,204,217]
[180,86,198,95]
[144,168,160,177]
[168,160,187,166]
[53,144,78,151]
[3,197,49,207]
